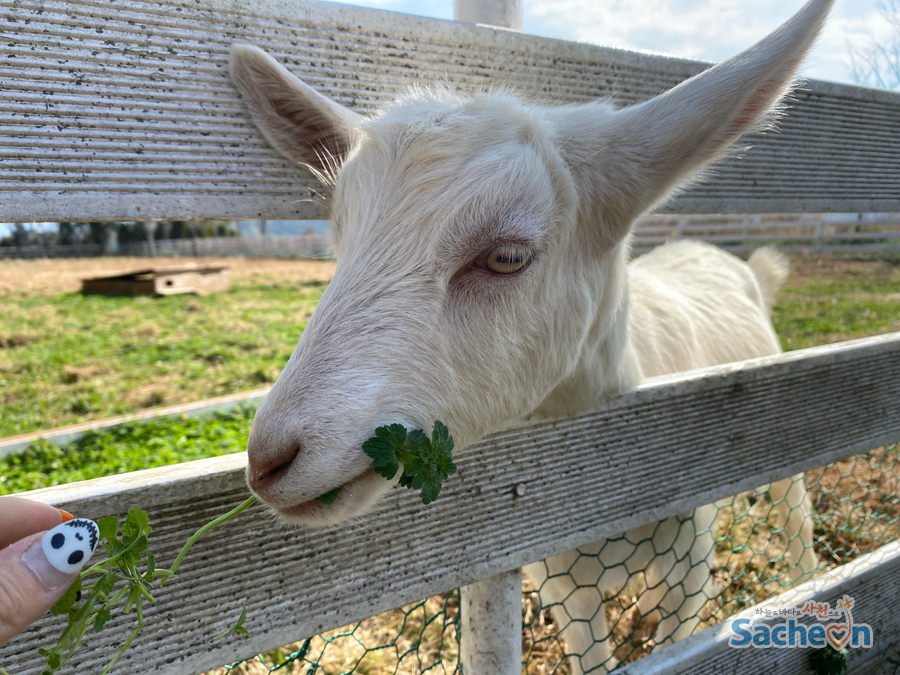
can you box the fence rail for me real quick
[2,332,898,674]
[3,0,900,671]
[2,0,899,223]
[0,233,331,259]
[619,539,900,674]
[633,214,900,254]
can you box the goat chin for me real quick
[262,470,391,529]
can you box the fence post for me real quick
[460,567,522,674]
[453,0,522,30]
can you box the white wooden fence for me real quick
[2,334,899,673]
[633,213,900,254]
[2,0,900,672]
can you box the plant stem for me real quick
[163,495,258,583]
[100,620,143,675]
[80,535,147,579]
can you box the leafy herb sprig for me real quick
[38,497,257,675]
[362,421,457,504]
[33,421,455,674]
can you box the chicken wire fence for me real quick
[210,444,900,675]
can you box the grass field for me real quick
[0,257,334,437]
[1,254,898,440]
[773,256,900,350]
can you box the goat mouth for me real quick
[276,467,376,519]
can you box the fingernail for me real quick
[21,519,99,590]
[59,510,75,522]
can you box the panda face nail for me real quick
[41,518,99,574]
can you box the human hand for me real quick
[0,497,99,646]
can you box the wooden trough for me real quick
[81,266,231,296]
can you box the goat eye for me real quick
[479,244,533,275]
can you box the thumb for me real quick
[0,519,99,646]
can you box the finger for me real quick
[0,518,99,647]
[0,497,73,549]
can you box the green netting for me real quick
[210,444,899,674]
[210,593,461,675]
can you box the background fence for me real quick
[3,214,900,260]
[0,232,332,260]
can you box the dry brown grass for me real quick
[808,447,900,565]
[204,589,572,675]
[0,257,336,296]
[207,595,461,675]
[603,446,900,669]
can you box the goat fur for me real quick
[229,1,832,669]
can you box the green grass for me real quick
[772,257,900,351]
[0,279,325,437]
[0,405,256,495]
[774,288,900,351]
[2,254,898,496]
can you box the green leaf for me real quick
[430,421,456,476]
[315,486,342,504]
[55,579,108,655]
[122,506,150,540]
[214,606,250,640]
[97,515,118,543]
[38,648,61,673]
[95,570,118,597]
[50,576,82,616]
[362,421,456,505]
[362,423,408,480]
[36,497,259,675]
[93,608,112,633]
[143,552,156,583]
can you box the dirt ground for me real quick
[783,254,900,288]
[0,257,337,296]
[2,253,897,297]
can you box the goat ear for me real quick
[557,0,833,243]
[229,44,362,176]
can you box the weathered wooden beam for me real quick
[460,568,523,675]
[2,0,898,223]
[2,332,899,674]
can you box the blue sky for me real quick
[348,0,885,85]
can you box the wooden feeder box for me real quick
[81,266,231,296]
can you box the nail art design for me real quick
[41,519,99,574]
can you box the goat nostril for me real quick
[249,442,301,492]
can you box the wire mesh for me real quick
[208,444,899,674]
[208,593,461,675]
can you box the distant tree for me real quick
[58,222,82,246]
[87,222,111,249]
[0,224,27,253]
[848,0,900,90]
[11,223,29,249]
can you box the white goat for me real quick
[230,0,831,670]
